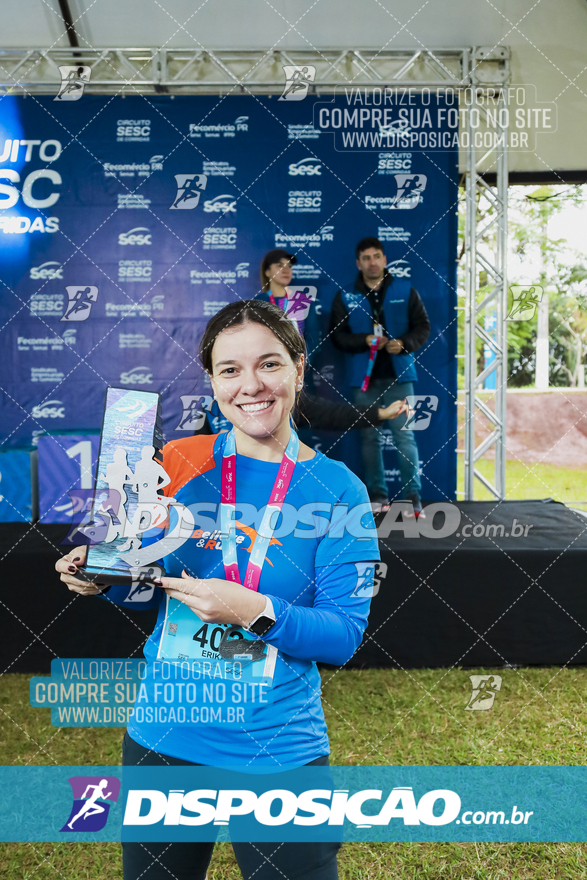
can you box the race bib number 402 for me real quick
[157,597,277,687]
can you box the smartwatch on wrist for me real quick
[245,596,276,637]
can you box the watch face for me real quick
[250,615,275,637]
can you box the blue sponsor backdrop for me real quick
[0,448,35,522]
[37,432,99,523]
[0,95,458,500]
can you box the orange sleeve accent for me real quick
[162,434,218,498]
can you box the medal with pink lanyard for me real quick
[220,427,299,590]
[361,323,384,392]
[157,428,296,682]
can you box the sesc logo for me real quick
[118,260,152,281]
[203,226,237,249]
[119,227,152,246]
[387,259,411,279]
[120,367,153,386]
[236,262,249,278]
[203,194,237,214]
[117,119,151,141]
[378,152,412,173]
[31,399,65,419]
[30,261,63,281]
[288,158,322,176]
[288,191,322,212]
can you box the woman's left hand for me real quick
[160,571,266,627]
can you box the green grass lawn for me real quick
[457,458,587,506]
[4,462,587,877]
[2,667,587,879]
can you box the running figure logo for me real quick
[350,562,388,599]
[60,286,98,322]
[465,674,502,711]
[55,65,91,101]
[279,65,316,101]
[507,285,543,321]
[125,569,157,603]
[392,174,427,209]
[175,395,212,431]
[170,174,208,209]
[401,395,439,431]
[61,776,120,832]
[281,286,317,324]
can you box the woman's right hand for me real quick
[55,546,103,595]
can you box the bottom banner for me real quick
[0,766,584,842]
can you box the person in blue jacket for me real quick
[251,248,408,436]
[56,299,379,880]
[329,237,431,515]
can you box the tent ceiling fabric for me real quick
[1,0,586,172]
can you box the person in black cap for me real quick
[258,248,321,353]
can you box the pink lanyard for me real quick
[220,428,299,591]
[362,323,384,392]
[361,338,379,392]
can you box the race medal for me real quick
[362,329,381,392]
[157,429,299,685]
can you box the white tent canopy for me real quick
[1,0,586,173]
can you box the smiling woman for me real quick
[55,299,379,880]
[199,299,308,460]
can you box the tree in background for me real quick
[508,185,587,388]
[457,184,587,389]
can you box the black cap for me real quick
[262,248,298,270]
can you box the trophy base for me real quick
[77,563,165,589]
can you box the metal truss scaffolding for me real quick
[464,81,510,500]
[0,46,508,95]
[0,45,509,500]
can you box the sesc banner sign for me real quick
[0,94,457,499]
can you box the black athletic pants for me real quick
[122,733,341,880]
